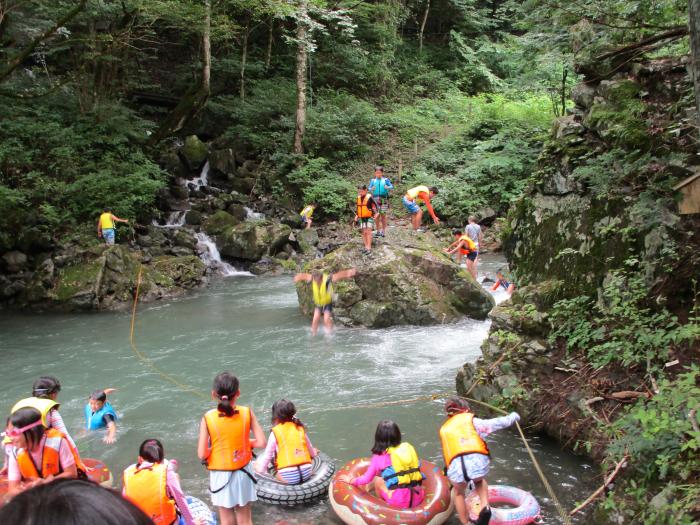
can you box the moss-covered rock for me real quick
[181,135,208,170]
[217,220,292,261]
[203,210,241,236]
[295,230,494,328]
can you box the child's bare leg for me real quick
[233,504,252,525]
[323,310,334,334]
[218,506,236,525]
[452,482,469,524]
[311,308,321,336]
[475,478,489,511]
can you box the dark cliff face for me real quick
[504,59,698,302]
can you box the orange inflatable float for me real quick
[329,458,453,525]
[0,457,113,506]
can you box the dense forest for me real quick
[1,0,699,522]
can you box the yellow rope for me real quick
[129,265,208,400]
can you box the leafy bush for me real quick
[285,157,355,219]
[602,367,700,524]
[549,260,699,371]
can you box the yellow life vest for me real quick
[12,397,59,427]
[203,406,252,471]
[356,194,373,218]
[406,185,430,200]
[99,212,115,229]
[311,274,333,307]
[458,235,477,253]
[272,422,312,470]
[300,206,314,219]
[123,462,178,525]
[439,412,490,466]
[382,442,423,489]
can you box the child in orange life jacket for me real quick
[444,229,478,280]
[255,399,318,484]
[198,372,266,525]
[4,407,82,497]
[123,439,202,525]
[440,397,520,525]
[490,269,515,295]
[339,419,425,509]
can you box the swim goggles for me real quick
[2,419,44,438]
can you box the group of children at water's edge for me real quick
[2,371,520,525]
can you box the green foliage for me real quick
[549,260,700,371]
[285,157,355,219]
[602,367,700,524]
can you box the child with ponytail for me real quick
[255,399,318,484]
[197,372,265,525]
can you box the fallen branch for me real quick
[595,26,688,62]
[609,391,651,400]
[690,409,700,435]
[570,455,629,516]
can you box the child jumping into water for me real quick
[294,268,357,336]
[340,419,425,509]
[85,389,118,444]
[439,397,520,525]
[255,399,318,484]
[123,438,201,525]
[198,372,266,525]
[491,269,515,295]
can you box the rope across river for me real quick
[128,264,574,524]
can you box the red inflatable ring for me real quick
[0,457,113,507]
[329,458,453,525]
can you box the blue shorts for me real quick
[102,228,115,245]
[402,197,420,214]
[314,304,332,314]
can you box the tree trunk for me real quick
[293,3,308,154]
[419,0,430,55]
[148,0,211,145]
[265,18,274,70]
[240,20,249,99]
[0,0,88,84]
[690,0,700,128]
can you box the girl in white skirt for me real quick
[198,372,266,525]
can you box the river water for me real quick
[0,255,593,524]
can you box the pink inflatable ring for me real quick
[466,484,541,525]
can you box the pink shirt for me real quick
[351,451,425,509]
[122,460,194,525]
[47,410,78,449]
[7,435,75,481]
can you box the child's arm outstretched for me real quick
[166,462,199,525]
[473,412,520,438]
[331,268,357,282]
[294,273,312,283]
[254,432,277,474]
[103,418,117,444]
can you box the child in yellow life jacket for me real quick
[300,203,316,229]
[4,408,82,497]
[197,372,266,525]
[294,268,357,336]
[339,419,425,509]
[124,439,201,525]
[255,399,318,484]
[440,397,520,525]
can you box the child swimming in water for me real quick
[255,399,318,484]
[198,372,266,525]
[85,388,118,444]
[490,269,515,295]
[439,396,520,525]
[340,419,425,509]
[123,438,201,525]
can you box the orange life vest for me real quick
[203,406,252,471]
[123,461,177,525]
[458,235,477,254]
[16,428,82,480]
[439,412,490,466]
[271,422,312,470]
[356,194,373,218]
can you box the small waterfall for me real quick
[191,161,209,190]
[195,232,251,277]
[244,206,265,221]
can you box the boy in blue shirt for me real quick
[368,166,393,237]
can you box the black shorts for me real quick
[466,251,478,261]
[314,304,333,314]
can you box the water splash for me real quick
[191,161,209,190]
[245,206,265,221]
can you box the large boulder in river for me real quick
[180,135,208,171]
[295,230,495,328]
[203,210,241,236]
[217,221,292,261]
